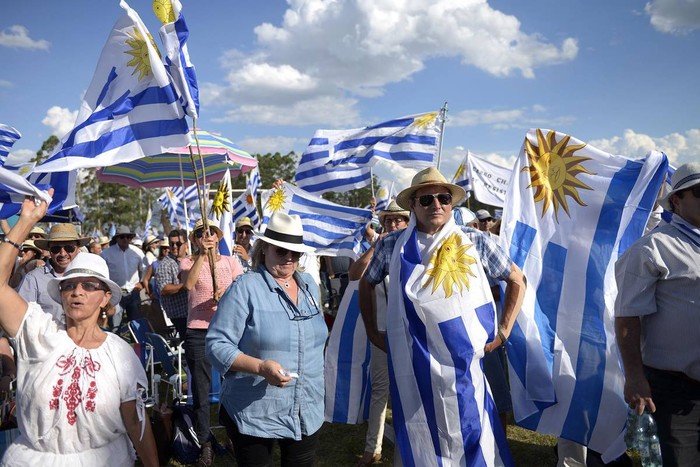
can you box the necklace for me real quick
[276,278,291,288]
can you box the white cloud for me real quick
[41,106,78,139]
[0,25,50,50]
[589,128,700,165]
[0,80,12,88]
[237,136,306,156]
[5,149,35,166]
[449,105,575,130]
[645,0,700,34]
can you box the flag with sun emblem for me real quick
[159,184,199,229]
[37,0,189,173]
[261,182,371,258]
[295,112,442,194]
[373,180,394,212]
[211,168,234,255]
[501,128,668,461]
[232,166,261,227]
[452,151,473,193]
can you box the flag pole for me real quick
[436,101,448,170]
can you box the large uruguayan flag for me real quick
[159,184,199,229]
[501,129,668,461]
[0,166,54,218]
[154,0,199,118]
[261,182,371,258]
[38,1,189,173]
[212,168,234,255]
[232,166,261,227]
[0,166,77,219]
[295,112,441,194]
[387,216,512,466]
[468,151,512,208]
[0,124,21,166]
[324,281,372,424]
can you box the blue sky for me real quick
[1,0,698,190]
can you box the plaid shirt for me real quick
[155,255,188,320]
[365,225,512,286]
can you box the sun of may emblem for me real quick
[266,188,288,212]
[423,233,477,298]
[411,112,438,129]
[152,0,175,24]
[124,28,160,80]
[211,180,230,218]
[522,129,595,222]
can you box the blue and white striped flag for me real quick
[324,281,372,424]
[295,111,441,194]
[159,184,199,229]
[0,166,54,218]
[212,168,234,255]
[501,129,668,461]
[155,0,199,119]
[0,124,21,166]
[260,182,372,258]
[232,166,261,227]
[0,165,77,219]
[142,206,154,240]
[373,181,394,212]
[452,151,473,192]
[37,0,189,173]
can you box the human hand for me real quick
[200,233,218,252]
[20,188,54,224]
[258,359,293,387]
[624,374,656,415]
[234,244,248,261]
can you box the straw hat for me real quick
[21,240,43,256]
[660,162,700,211]
[235,217,254,230]
[99,236,110,246]
[47,253,122,307]
[35,223,91,250]
[258,212,314,253]
[29,226,47,239]
[190,219,223,242]
[160,238,170,248]
[396,167,466,209]
[378,200,410,224]
[143,235,160,249]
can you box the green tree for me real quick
[32,135,60,164]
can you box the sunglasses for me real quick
[59,281,107,293]
[416,193,453,207]
[681,186,700,199]
[275,247,303,260]
[116,234,133,240]
[236,229,254,235]
[50,244,78,254]
[29,234,44,240]
[194,229,215,239]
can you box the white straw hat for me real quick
[47,253,122,307]
[660,162,700,211]
[258,212,314,253]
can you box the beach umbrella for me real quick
[95,129,257,189]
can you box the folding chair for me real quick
[145,332,186,405]
[128,319,156,403]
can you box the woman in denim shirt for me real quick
[206,213,327,467]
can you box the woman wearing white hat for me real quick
[206,212,326,467]
[0,195,157,466]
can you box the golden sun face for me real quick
[266,188,287,212]
[153,0,175,25]
[411,112,438,129]
[423,233,478,298]
[211,181,230,218]
[523,129,596,222]
[124,28,160,80]
[245,192,254,205]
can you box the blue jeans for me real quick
[184,328,212,444]
[120,290,143,321]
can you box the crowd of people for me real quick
[0,162,696,466]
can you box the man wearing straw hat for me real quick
[359,166,526,466]
[17,223,90,322]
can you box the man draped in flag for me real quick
[295,112,442,195]
[38,0,189,173]
[0,124,21,167]
[500,129,668,462]
[359,167,526,466]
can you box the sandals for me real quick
[355,452,382,466]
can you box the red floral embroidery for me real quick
[49,349,102,425]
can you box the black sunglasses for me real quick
[169,241,184,247]
[681,185,700,199]
[236,228,254,235]
[59,281,107,292]
[275,247,303,260]
[116,234,133,240]
[50,244,78,254]
[194,229,215,239]
[416,193,453,207]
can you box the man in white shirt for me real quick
[101,225,145,322]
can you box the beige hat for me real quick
[190,219,224,242]
[35,223,91,250]
[143,235,160,249]
[660,162,700,211]
[21,240,43,256]
[29,226,47,239]
[160,238,170,248]
[99,236,110,246]
[235,217,254,230]
[378,200,410,224]
[258,212,314,253]
[396,167,466,209]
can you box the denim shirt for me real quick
[206,266,327,440]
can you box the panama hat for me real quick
[99,236,110,246]
[29,226,47,239]
[378,200,410,224]
[258,212,314,253]
[47,253,122,307]
[235,217,254,230]
[190,219,224,242]
[396,166,466,209]
[35,223,91,250]
[21,240,43,256]
[660,162,700,211]
[143,235,160,249]
[160,238,170,248]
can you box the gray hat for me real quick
[476,209,493,221]
[112,225,136,241]
[660,162,700,211]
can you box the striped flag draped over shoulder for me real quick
[38,0,189,173]
[0,124,21,166]
[260,182,371,258]
[501,128,668,460]
[295,112,442,195]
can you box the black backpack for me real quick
[171,403,201,464]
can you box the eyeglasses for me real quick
[59,281,107,292]
[50,244,78,254]
[383,217,407,226]
[415,193,452,207]
[236,229,254,235]
[275,247,303,260]
[479,218,494,223]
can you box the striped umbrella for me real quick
[96,129,257,188]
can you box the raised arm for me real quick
[0,193,51,337]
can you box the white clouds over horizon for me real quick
[41,106,78,139]
[645,0,700,34]
[0,25,50,50]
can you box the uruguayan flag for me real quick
[387,216,512,466]
[324,281,372,424]
[232,166,261,227]
[212,168,234,255]
[159,184,199,229]
[37,0,189,173]
[374,181,395,212]
[0,124,21,166]
[501,128,668,461]
[260,182,371,258]
[142,206,154,240]
[295,112,441,194]
[155,0,199,118]
[0,166,54,218]
[452,152,473,193]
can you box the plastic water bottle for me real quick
[626,408,662,467]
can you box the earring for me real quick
[100,309,107,320]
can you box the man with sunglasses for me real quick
[101,225,146,323]
[615,162,700,465]
[233,217,255,272]
[359,167,526,466]
[17,223,91,322]
[155,229,189,340]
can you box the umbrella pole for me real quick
[189,125,219,301]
